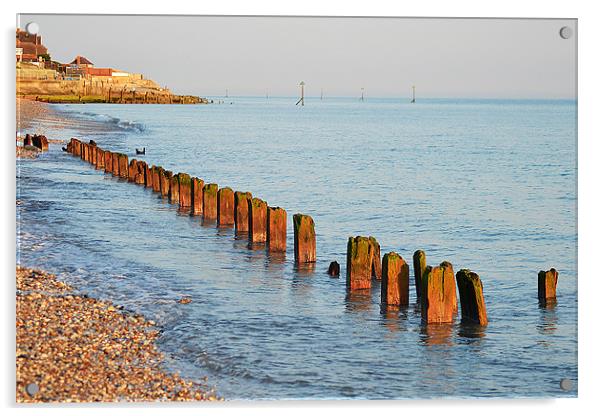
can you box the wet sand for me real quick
[16,266,219,403]
[17,97,53,132]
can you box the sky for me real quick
[18,14,576,99]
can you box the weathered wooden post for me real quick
[80,143,87,161]
[135,160,146,185]
[202,183,218,221]
[346,236,373,290]
[128,159,138,182]
[90,144,97,165]
[32,135,49,152]
[191,177,204,215]
[381,252,410,306]
[144,163,153,188]
[413,250,427,298]
[161,169,172,199]
[96,148,105,170]
[369,237,382,279]
[538,268,558,302]
[178,173,192,209]
[104,151,112,173]
[152,166,161,193]
[24,134,33,147]
[293,214,316,263]
[248,198,268,243]
[421,261,458,324]
[234,191,252,233]
[456,269,488,325]
[217,187,235,226]
[169,172,179,204]
[111,152,119,176]
[267,207,287,252]
[118,153,129,179]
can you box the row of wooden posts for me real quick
[66,137,559,327]
[66,138,316,263]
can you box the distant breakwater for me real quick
[65,137,560,328]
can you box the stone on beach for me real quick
[421,261,458,324]
[248,198,268,243]
[191,177,204,215]
[202,183,218,221]
[538,268,558,302]
[456,269,488,325]
[346,236,373,290]
[178,173,192,208]
[267,207,287,252]
[217,187,235,226]
[413,250,427,298]
[234,191,252,233]
[293,214,316,263]
[381,252,410,306]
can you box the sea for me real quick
[16,97,577,399]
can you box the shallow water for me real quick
[16,97,577,399]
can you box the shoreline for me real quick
[16,265,219,403]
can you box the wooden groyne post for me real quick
[267,207,287,252]
[162,170,173,199]
[104,151,112,173]
[111,153,119,176]
[456,269,488,325]
[381,252,410,306]
[234,191,252,233]
[96,148,105,170]
[178,173,192,209]
[217,187,235,226]
[346,236,373,290]
[421,261,458,324]
[135,161,146,185]
[369,237,382,279]
[151,166,161,193]
[128,159,138,182]
[191,177,204,215]
[144,164,153,188]
[293,214,316,263]
[248,198,268,243]
[118,154,129,179]
[413,250,426,298]
[168,172,179,204]
[202,183,218,221]
[538,268,558,302]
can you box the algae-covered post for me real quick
[381,252,410,306]
[234,191,252,233]
[456,269,488,325]
[368,237,382,279]
[169,172,179,204]
[248,198,268,243]
[118,154,129,179]
[346,236,373,290]
[293,214,316,263]
[202,183,218,221]
[217,187,235,226]
[267,207,287,252]
[413,250,427,298]
[178,173,192,208]
[538,268,558,302]
[191,177,204,215]
[421,261,458,324]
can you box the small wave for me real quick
[66,109,146,133]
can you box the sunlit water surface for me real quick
[16,97,577,399]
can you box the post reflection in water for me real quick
[457,322,487,341]
[537,299,558,336]
[293,262,316,276]
[344,290,373,313]
[379,305,409,336]
[419,323,454,346]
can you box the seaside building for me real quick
[15,29,48,63]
